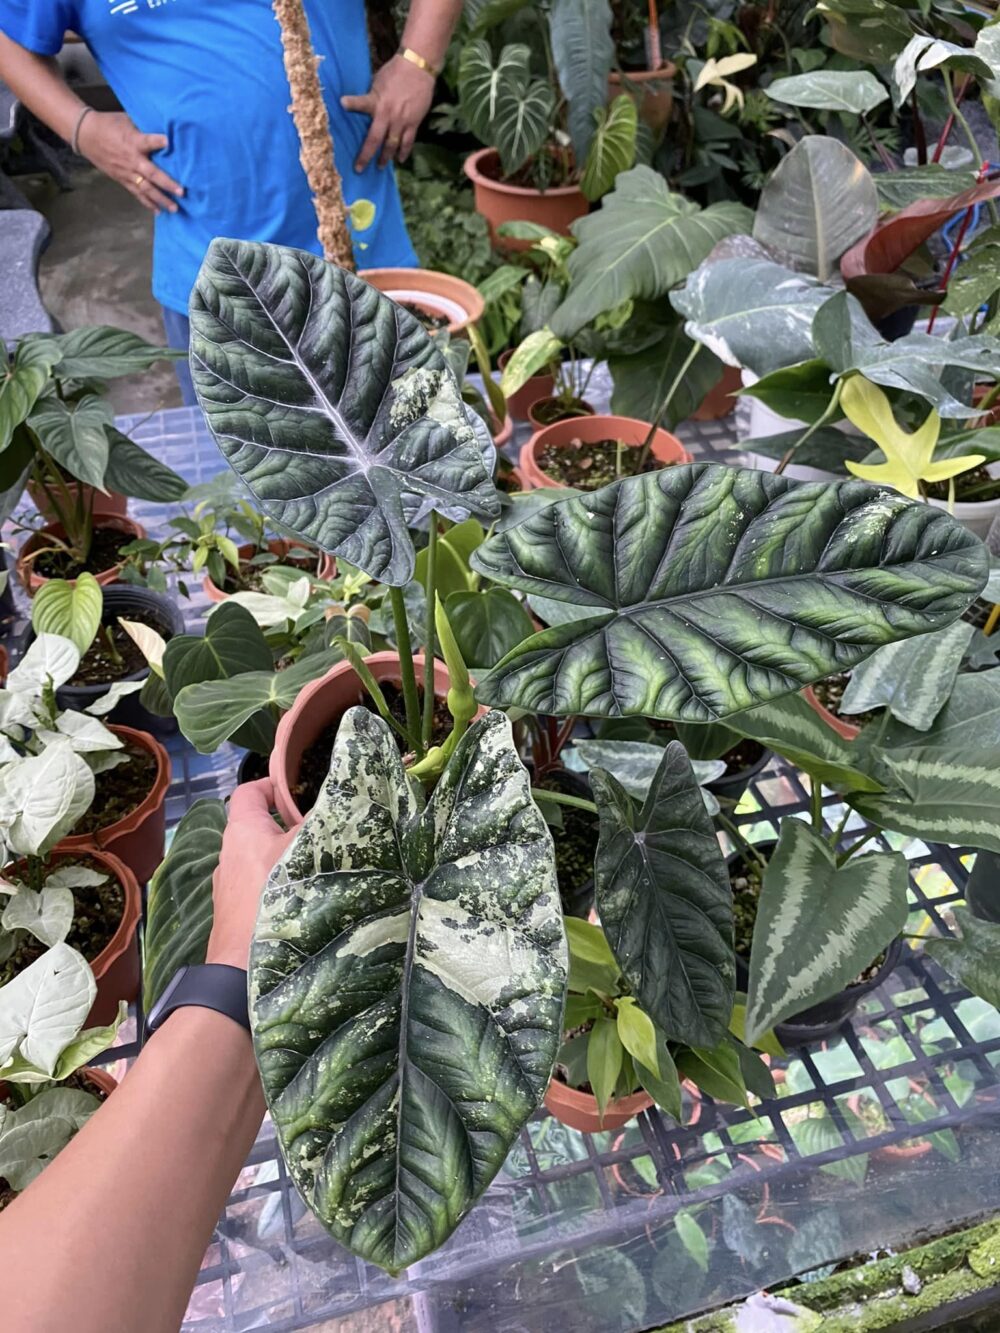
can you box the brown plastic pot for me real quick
[203,539,337,603]
[359,267,485,335]
[58,726,170,886]
[545,1078,654,1133]
[464,148,588,250]
[498,348,556,423]
[692,365,743,421]
[17,515,147,596]
[607,63,677,134]
[79,1067,118,1098]
[527,397,596,431]
[27,476,128,523]
[270,651,486,828]
[802,686,861,742]
[520,414,691,490]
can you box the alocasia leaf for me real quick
[592,742,735,1047]
[854,746,1000,853]
[744,822,908,1043]
[190,239,499,586]
[250,708,566,1273]
[550,0,615,163]
[926,906,1000,1008]
[471,464,988,722]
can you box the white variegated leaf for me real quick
[839,620,974,730]
[856,747,1000,852]
[84,678,146,716]
[44,866,107,891]
[0,943,96,1076]
[118,618,168,673]
[0,740,95,856]
[0,885,74,947]
[40,710,123,754]
[6,634,80,695]
[745,821,908,1043]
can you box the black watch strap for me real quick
[145,964,251,1038]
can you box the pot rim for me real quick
[545,1075,654,1116]
[521,413,691,488]
[18,515,148,593]
[57,725,170,852]
[358,265,486,331]
[463,146,586,199]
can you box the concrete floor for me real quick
[24,165,183,415]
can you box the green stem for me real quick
[828,800,855,851]
[943,72,996,224]
[717,813,768,871]
[836,829,875,866]
[529,786,598,816]
[389,585,423,756]
[774,380,843,476]
[422,515,438,751]
[810,778,824,833]
[636,342,703,471]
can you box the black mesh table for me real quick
[72,397,999,1332]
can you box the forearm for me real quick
[0,1008,265,1333]
[401,0,464,68]
[0,34,84,142]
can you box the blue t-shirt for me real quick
[1,0,419,313]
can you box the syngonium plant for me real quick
[189,236,987,1273]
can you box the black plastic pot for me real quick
[874,305,919,343]
[705,742,773,806]
[25,586,186,736]
[729,844,904,1045]
[236,748,270,786]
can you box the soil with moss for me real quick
[32,526,130,581]
[537,439,669,489]
[70,741,156,836]
[812,673,881,728]
[398,299,449,332]
[293,684,452,814]
[0,854,124,985]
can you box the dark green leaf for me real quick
[0,339,60,449]
[27,394,113,489]
[103,427,188,501]
[727,694,884,792]
[46,326,178,379]
[740,359,842,424]
[550,0,615,163]
[581,94,638,202]
[445,587,534,670]
[926,906,1000,1008]
[743,428,871,472]
[636,1031,682,1120]
[677,1041,748,1107]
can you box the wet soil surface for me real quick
[32,526,129,580]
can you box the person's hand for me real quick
[341,53,436,171]
[206,779,297,970]
[76,110,184,213]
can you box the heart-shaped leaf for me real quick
[580,94,638,202]
[0,740,95,857]
[550,0,615,163]
[27,394,114,490]
[0,339,61,449]
[444,587,534,670]
[0,1086,99,1190]
[766,70,889,114]
[471,464,988,722]
[745,821,908,1043]
[0,943,96,1076]
[250,708,565,1273]
[892,35,992,106]
[592,742,735,1047]
[610,316,724,429]
[144,799,227,1009]
[0,885,74,948]
[190,239,499,586]
[839,620,974,730]
[31,572,103,655]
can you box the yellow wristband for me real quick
[399,47,440,78]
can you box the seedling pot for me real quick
[17,515,147,595]
[520,415,691,490]
[544,1078,653,1133]
[463,148,588,250]
[359,267,485,335]
[202,539,336,603]
[705,742,773,806]
[691,365,742,421]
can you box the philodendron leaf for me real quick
[745,822,908,1044]
[250,708,565,1273]
[592,742,734,1047]
[580,94,638,202]
[26,394,114,490]
[854,747,1000,853]
[926,906,1000,1008]
[31,572,103,655]
[0,943,96,1076]
[44,325,177,379]
[444,587,535,671]
[143,799,227,1010]
[103,426,188,502]
[839,620,974,730]
[765,70,889,115]
[190,239,499,586]
[471,464,987,722]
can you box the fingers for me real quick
[140,131,169,153]
[133,176,179,213]
[398,126,417,165]
[143,158,184,198]
[227,777,277,828]
[355,114,390,172]
[341,93,377,116]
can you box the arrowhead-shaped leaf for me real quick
[765,70,889,115]
[550,0,615,163]
[839,620,974,730]
[27,394,114,490]
[726,694,883,792]
[190,239,499,586]
[854,746,1000,853]
[745,822,908,1044]
[250,708,565,1272]
[866,670,1000,754]
[471,464,988,722]
[0,943,96,1076]
[592,742,735,1047]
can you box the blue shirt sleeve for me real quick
[0,1,77,57]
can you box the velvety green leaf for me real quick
[471,464,987,722]
[926,905,1000,1007]
[766,70,889,114]
[30,572,103,656]
[143,800,227,1009]
[609,319,724,429]
[103,427,188,501]
[839,620,974,729]
[27,393,113,489]
[592,742,734,1046]
[251,708,565,1272]
[459,41,554,175]
[855,746,1000,852]
[190,239,499,586]
[728,694,882,792]
[0,944,96,1076]
[45,325,177,379]
[874,165,977,210]
[550,0,615,163]
[587,1015,624,1114]
[745,823,908,1043]
[445,587,534,670]
[0,339,60,449]
[552,168,751,338]
[581,94,638,201]
[753,137,878,281]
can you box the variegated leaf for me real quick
[727,694,883,792]
[926,906,1000,1008]
[190,239,499,586]
[592,742,735,1047]
[471,464,987,723]
[0,944,96,1076]
[855,747,1000,852]
[0,885,74,948]
[250,709,565,1273]
[0,740,95,857]
[745,821,908,1044]
[839,620,974,730]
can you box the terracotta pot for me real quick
[490,412,514,450]
[520,414,691,490]
[270,651,486,828]
[802,686,861,742]
[692,365,743,421]
[545,1078,653,1133]
[17,515,147,596]
[464,148,588,250]
[58,726,170,886]
[79,1067,118,1098]
[608,63,677,134]
[359,267,484,335]
[527,397,596,431]
[497,461,527,495]
[203,539,337,603]
[27,476,128,522]
[498,348,556,423]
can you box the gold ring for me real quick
[134,173,145,187]
[386,136,401,148]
